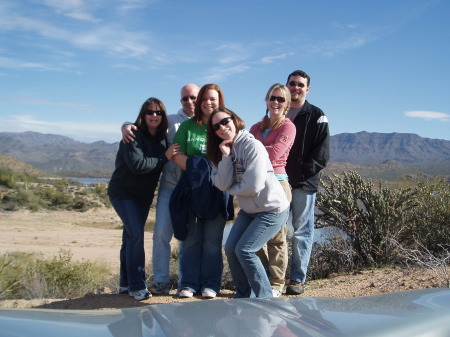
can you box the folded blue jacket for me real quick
[169,155,233,241]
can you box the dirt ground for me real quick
[0,208,440,310]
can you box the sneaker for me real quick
[272,288,282,297]
[202,288,216,299]
[129,289,151,301]
[285,281,304,295]
[178,288,194,298]
[149,282,171,295]
[118,286,129,295]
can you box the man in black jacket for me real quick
[284,70,330,295]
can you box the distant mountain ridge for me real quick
[0,131,449,176]
[0,131,118,174]
[330,131,450,163]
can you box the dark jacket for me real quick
[170,155,233,241]
[286,100,330,192]
[108,129,168,204]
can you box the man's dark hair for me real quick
[287,70,310,86]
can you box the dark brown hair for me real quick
[134,97,169,141]
[206,107,245,166]
[286,69,311,86]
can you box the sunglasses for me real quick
[269,96,286,103]
[181,95,197,101]
[212,117,233,131]
[288,81,305,88]
[145,110,164,116]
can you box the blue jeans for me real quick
[289,188,316,283]
[152,183,176,284]
[225,208,289,298]
[179,211,226,293]
[110,197,150,292]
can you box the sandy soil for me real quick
[0,209,440,310]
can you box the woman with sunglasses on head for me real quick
[171,84,231,299]
[207,107,290,298]
[108,97,178,301]
[249,84,296,297]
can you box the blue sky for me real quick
[1,0,449,143]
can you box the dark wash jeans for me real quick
[110,197,150,292]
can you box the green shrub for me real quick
[317,171,417,266]
[408,178,450,254]
[0,251,110,300]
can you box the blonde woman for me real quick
[249,84,296,297]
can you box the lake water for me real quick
[67,177,110,185]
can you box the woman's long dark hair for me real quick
[134,97,169,141]
[206,107,245,166]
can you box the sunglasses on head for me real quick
[145,110,164,116]
[212,116,233,131]
[269,96,286,103]
[181,95,197,101]
[288,81,305,88]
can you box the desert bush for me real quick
[0,168,17,188]
[92,183,111,207]
[0,251,109,300]
[407,178,450,254]
[317,171,417,267]
[308,235,357,280]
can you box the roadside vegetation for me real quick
[0,168,110,212]
[311,171,449,287]
[0,169,448,300]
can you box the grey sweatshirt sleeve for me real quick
[211,156,235,191]
[215,139,267,197]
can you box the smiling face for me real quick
[267,88,288,118]
[144,102,162,131]
[212,111,236,140]
[180,84,199,117]
[286,75,310,107]
[201,89,220,118]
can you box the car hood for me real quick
[1,288,450,337]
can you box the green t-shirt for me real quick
[173,118,208,158]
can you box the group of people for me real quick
[107,69,330,301]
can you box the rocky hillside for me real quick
[0,131,118,175]
[330,131,450,163]
[0,153,50,177]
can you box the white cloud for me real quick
[15,97,94,109]
[0,114,120,143]
[310,33,378,57]
[404,110,450,122]
[0,56,63,72]
[39,0,101,23]
[201,64,250,83]
[261,53,292,64]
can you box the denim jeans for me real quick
[152,183,176,284]
[110,197,150,292]
[179,211,226,293]
[289,188,316,284]
[225,208,289,298]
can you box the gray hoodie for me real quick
[211,130,289,214]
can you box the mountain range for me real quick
[0,131,449,179]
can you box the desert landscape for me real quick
[0,207,441,310]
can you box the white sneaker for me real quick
[272,289,282,297]
[202,288,217,299]
[129,289,151,300]
[179,288,194,298]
